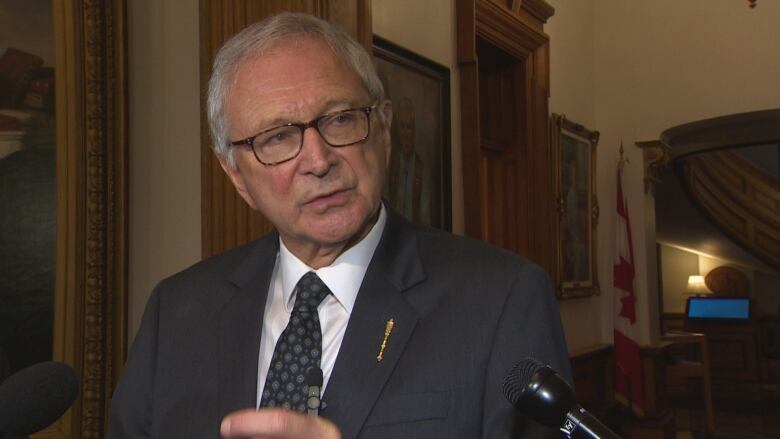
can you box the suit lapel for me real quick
[323,211,424,439]
[217,235,279,418]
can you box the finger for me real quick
[221,408,340,439]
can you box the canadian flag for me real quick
[613,166,644,413]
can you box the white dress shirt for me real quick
[256,205,387,406]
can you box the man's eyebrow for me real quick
[253,99,365,131]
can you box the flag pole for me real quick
[618,141,629,171]
[619,139,631,412]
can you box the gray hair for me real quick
[207,12,386,166]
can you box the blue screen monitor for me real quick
[685,296,750,321]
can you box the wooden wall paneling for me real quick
[628,344,677,438]
[569,344,677,437]
[199,0,371,257]
[322,1,372,48]
[529,59,554,272]
[639,343,670,419]
[477,39,527,253]
[661,313,686,333]
[683,318,763,403]
[569,344,614,405]
[456,0,483,241]
[759,315,780,384]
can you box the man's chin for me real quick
[307,207,376,243]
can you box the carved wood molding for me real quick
[661,108,780,161]
[50,0,128,438]
[475,0,548,60]
[82,1,126,435]
[636,140,671,195]
[520,0,555,23]
[681,151,780,270]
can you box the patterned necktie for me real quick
[260,271,331,412]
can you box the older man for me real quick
[108,12,571,439]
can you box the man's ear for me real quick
[379,100,393,164]
[218,155,258,210]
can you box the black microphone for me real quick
[0,361,79,436]
[305,367,323,417]
[502,358,621,439]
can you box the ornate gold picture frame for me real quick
[551,114,599,299]
[49,1,127,437]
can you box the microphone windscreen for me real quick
[502,358,576,428]
[0,361,79,435]
[502,357,545,405]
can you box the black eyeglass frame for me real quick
[228,104,377,166]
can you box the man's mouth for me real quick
[304,188,351,209]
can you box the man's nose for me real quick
[298,127,336,176]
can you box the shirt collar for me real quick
[278,204,387,314]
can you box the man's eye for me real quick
[271,132,289,142]
[259,130,293,147]
[331,113,356,125]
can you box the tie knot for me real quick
[291,272,330,315]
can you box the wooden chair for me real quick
[662,331,715,434]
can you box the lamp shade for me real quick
[685,275,712,295]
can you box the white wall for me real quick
[547,0,595,128]
[545,0,605,352]
[547,0,780,350]
[659,244,700,313]
[128,0,201,336]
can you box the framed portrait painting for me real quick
[0,0,57,380]
[551,114,599,299]
[373,36,451,231]
[1,1,128,437]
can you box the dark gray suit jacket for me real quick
[108,211,572,438]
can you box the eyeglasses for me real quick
[228,104,377,166]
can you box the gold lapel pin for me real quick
[376,318,395,362]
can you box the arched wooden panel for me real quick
[682,151,780,270]
[199,0,372,257]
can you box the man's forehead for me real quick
[234,37,356,88]
[245,35,336,69]
[226,37,371,131]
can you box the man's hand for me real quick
[220,408,341,439]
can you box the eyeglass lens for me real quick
[253,109,369,164]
